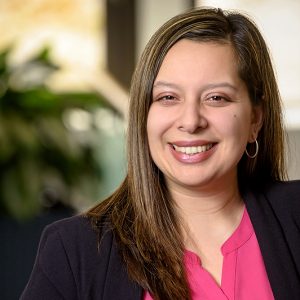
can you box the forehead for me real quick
[162,39,236,65]
[154,39,240,85]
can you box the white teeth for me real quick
[173,143,213,155]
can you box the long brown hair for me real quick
[87,7,287,299]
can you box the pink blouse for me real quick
[144,208,274,299]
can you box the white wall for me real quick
[287,130,300,179]
[135,0,191,60]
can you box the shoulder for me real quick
[33,215,115,298]
[41,214,93,242]
[39,214,115,271]
[40,214,105,251]
[244,180,300,206]
[244,180,300,227]
[263,180,300,209]
[264,180,300,194]
[243,180,300,223]
[22,214,142,299]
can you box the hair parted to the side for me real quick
[87,7,287,299]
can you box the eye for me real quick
[153,94,178,105]
[205,94,231,106]
[210,95,226,101]
[158,95,175,101]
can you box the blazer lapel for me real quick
[102,237,143,300]
[244,188,300,300]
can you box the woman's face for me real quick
[147,39,262,193]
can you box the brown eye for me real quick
[155,95,177,102]
[160,95,175,101]
[211,95,223,101]
[205,94,232,107]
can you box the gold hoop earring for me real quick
[245,139,259,159]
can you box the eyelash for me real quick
[155,95,176,102]
[207,95,229,102]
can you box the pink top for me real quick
[144,208,274,299]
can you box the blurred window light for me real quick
[63,108,92,132]
[9,62,54,90]
[284,107,300,130]
[0,0,105,91]
[94,108,124,136]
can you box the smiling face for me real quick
[147,39,262,194]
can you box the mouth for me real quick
[172,143,214,155]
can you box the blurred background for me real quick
[0,0,299,298]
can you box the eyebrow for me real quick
[202,82,238,92]
[153,81,181,90]
[153,81,238,92]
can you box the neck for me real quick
[170,175,242,214]
[169,178,244,251]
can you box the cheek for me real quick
[146,109,166,165]
[146,109,158,141]
[147,109,164,153]
[231,112,252,141]
[216,111,251,142]
[147,107,171,140]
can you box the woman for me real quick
[21,7,300,300]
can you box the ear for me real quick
[249,105,263,142]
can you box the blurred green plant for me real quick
[0,48,122,220]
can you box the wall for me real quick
[135,0,193,60]
[287,130,300,179]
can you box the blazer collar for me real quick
[243,186,300,299]
[102,236,143,300]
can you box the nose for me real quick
[177,101,208,133]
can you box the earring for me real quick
[245,139,259,159]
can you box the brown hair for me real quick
[87,7,287,299]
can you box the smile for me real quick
[172,143,213,155]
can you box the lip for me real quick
[169,141,217,164]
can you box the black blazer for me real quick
[20,181,300,299]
